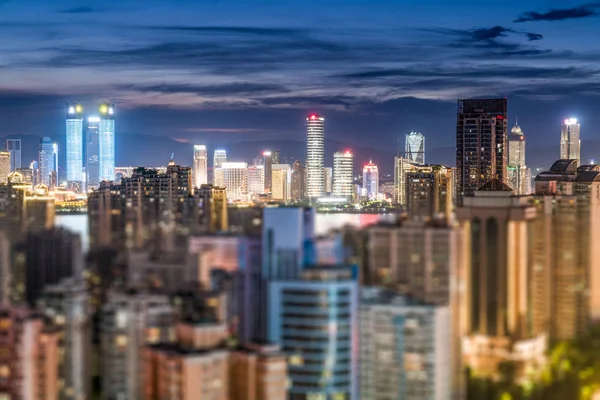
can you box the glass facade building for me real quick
[38,137,55,187]
[6,139,21,172]
[193,145,208,188]
[98,103,115,182]
[405,132,425,165]
[306,114,325,199]
[86,117,100,190]
[333,151,353,198]
[560,118,580,162]
[362,160,379,200]
[268,266,358,400]
[66,104,84,184]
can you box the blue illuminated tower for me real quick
[98,103,115,182]
[66,104,84,186]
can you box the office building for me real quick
[221,162,248,202]
[101,289,174,400]
[272,148,280,164]
[144,322,229,400]
[193,144,208,188]
[38,137,55,187]
[247,165,265,197]
[456,98,508,201]
[456,179,546,378]
[86,116,101,190]
[324,166,333,195]
[406,165,454,219]
[263,150,273,194]
[66,103,84,186]
[291,160,304,201]
[272,164,290,201]
[230,343,288,400]
[88,181,126,249]
[268,265,358,400]
[0,151,9,183]
[333,150,354,198]
[53,142,59,186]
[560,118,581,161]
[0,183,25,236]
[38,279,91,400]
[360,288,451,400]
[98,103,115,182]
[405,131,425,165]
[23,184,55,233]
[306,114,325,198]
[394,156,416,205]
[507,119,531,195]
[0,305,59,400]
[213,149,227,169]
[5,139,21,172]
[363,159,379,200]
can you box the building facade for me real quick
[560,118,580,162]
[291,160,304,201]
[66,104,84,186]
[406,165,453,219]
[39,137,55,187]
[98,103,115,182]
[405,132,425,165]
[0,151,9,184]
[394,156,416,205]
[5,139,21,172]
[193,145,208,188]
[272,164,290,202]
[306,114,325,198]
[221,162,248,202]
[456,98,508,201]
[86,116,100,190]
[362,160,379,200]
[507,119,531,195]
[333,150,354,198]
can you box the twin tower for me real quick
[65,103,115,191]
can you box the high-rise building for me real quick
[272,149,280,164]
[221,162,248,202]
[101,289,173,400]
[456,98,508,201]
[0,305,60,400]
[194,184,228,233]
[230,343,288,400]
[0,231,9,303]
[456,179,546,377]
[66,103,84,186]
[193,145,208,188]
[247,165,265,197]
[362,159,379,200]
[213,149,227,169]
[507,119,531,195]
[333,150,354,198]
[406,164,454,219]
[271,164,290,201]
[560,117,581,161]
[24,184,56,233]
[86,116,100,190]
[360,288,451,400]
[52,142,59,186]
[0,151,9,184]
[38,279,91,400]
[268,265,358,400]
[98,103,115,182]
[263,150,273,194]
[394,156,416,205]
[324,166,333,194]
[38,137,55,187]
[290,160,304,201]
[405,131,425,165]
[306,114,325,198]
[6,139,21,172]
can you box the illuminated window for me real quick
[0,365,9,378]
[147,327,160,343]
[116,335,128,348]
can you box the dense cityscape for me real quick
[1,95,599,400]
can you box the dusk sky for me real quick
[1,0,600,169]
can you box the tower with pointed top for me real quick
[507,118,531,194]
[362,159,379,200]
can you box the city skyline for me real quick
[0,1,598,170]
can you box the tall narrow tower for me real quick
[193,145,208,188]
[306,114,325,199]
[66,103,84,186]
[98,103,115,182]
[405,132,425,165]
[560,118,580,161]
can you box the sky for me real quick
[1,0,600,170]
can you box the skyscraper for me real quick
[560,117,580,161]
[362,159,379,200]
[66,103,84,185]
[213,149,227,169]
[98,103,115,182]
[290,160,304,201]
[247,165,265,197]
[193,145,208,188]
[333,150,354,198]
[271,164,290,201]
[456,98,508,201]
[394,156,416,205]
[5,139,21,172]
[0,151,9,184]
[86,116,100,190]
[405,131,425,165]
[306,114,325,198]
[507,118,531,195]
[263,150,273,194]
[38,137,55,187]
[324,166,333,194]
[406,164,454,219]
[52,143,59,185]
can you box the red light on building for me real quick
[497,115,504,119]
[310,115,317,120]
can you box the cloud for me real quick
[471,26,512,41]
[148,26,306,36]
[61,6,97,14]
[514,4,600,22]
[526,33,543,41]
[120,82,288,96]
